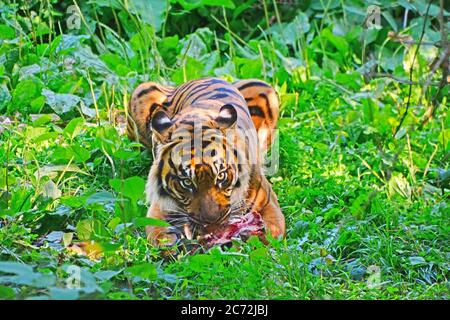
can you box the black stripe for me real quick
[173,78,220,103]
[212,87,243,98]
[259,93,273,119]
[249,105,265,117]
[227,102,249,114]
[204,78,229,86]
[183,83,213,102]
[168,156,177,173]
[206,93,229,100]
[173,178,185,194]
[183,79,233,104]
[168,80,200,111]
[149,103,159,116]
[169,79,234,112]
[202,140,212,148]
[236,81,271,91]
[136,86,159,99]
[157,161,169,197]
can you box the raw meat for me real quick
[201,211,264,247]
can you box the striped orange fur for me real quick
[128,77,285,245]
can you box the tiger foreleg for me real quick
[145,203,178,246]
[259,188,285,240]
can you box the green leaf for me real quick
[311,0,339,10]
[388,173,411,200]
[236,58,263,79]
[109,176,146,202]
[71,145,91,162]
[270,12,310,46]
[76,219,107,241]
[72,47,115,80]
[128,0,168,32]
[0,285,15,299]
[177,0,235,10]
[0,84,11,112]
[30,96,46,113]
[48,287,80,300]
[172,57,205,85]
[408,256,427,266]
[31,114,53,126]
[86,191,116,205]
[2,189,33,216]
[381,11,398,32]
[11,79,40,113]
[87,0,122,8]
[94,270,122,281]
[42,89,81,114]
[54,34,90,53]
[125,263,157,280]
[0,24,15,40]
[25,126,48,143]
[114,149,139,160]
[321,28,349,56]
[250,247,268,260]
[33,132,59,144]
[63,117,85,139]
[179,28,214,61]
[188,254,217,272]
[95,125,121,155]
[0,262,56,288]
[0,261,33,274]
[100,53,132,76]
[135,217,170,227]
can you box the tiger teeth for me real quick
[184,224,193,240]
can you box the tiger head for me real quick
[146,101,258,235]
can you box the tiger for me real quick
[127,77,285,246]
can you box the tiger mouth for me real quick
[166,211,231,240]
[166,200,252,241]
[184,219,227,240]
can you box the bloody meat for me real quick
[201,211,264,247]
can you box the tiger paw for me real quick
[146,226,179,247]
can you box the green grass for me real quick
[0,0,449,300]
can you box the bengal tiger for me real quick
[128,77,285,245]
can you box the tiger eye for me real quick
[180,178,193,190]
[217,171,227,182]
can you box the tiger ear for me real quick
[151,111,173,139]
[216,104,237,129]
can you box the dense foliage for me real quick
[0,0,448,299]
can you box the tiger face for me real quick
[147,102,252,234]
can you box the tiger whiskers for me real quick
[165,209,205,238]
[166,210,190,228]
[230,199,253,216]
[165,199,253,239]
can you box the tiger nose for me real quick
[199,204,221,224]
